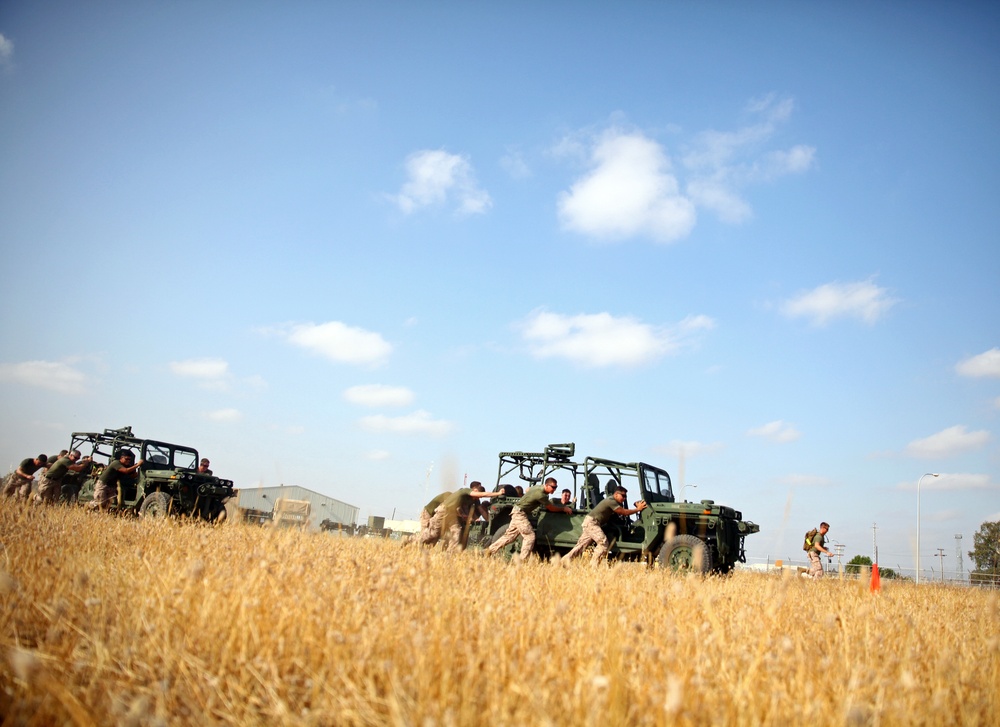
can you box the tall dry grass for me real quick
[1,501,997,726]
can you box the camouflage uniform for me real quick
[2,458,45,499]
[35,456,73,504]
[807,531,826,578]
[89,459,134,510]
[487,485,550,561]
[563,496,621,564]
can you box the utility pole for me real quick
[833,543,846,576]
[936,548,947,583]
[872,522,878,563]
[955,534,964,580]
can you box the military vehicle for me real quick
[470,443,759,573]
[70,426,235,521]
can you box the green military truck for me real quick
[70,426,235,521]
[471,443,759,573]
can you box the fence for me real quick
[741,556,1000,588]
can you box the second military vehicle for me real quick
[469,443,759,573]
[70,426,235,521]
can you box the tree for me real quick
[968,520,1000,576]
[846,554,898,579]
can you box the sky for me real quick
[1,2,998,577]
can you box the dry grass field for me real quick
[1,502,997,726]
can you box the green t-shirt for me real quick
[45,457,73,482]
[443,488,474,513]
[423,491,451,516]
[516,484,551,516]
[100,459,136,487]
[811,532,826,552]
[589,496,621,526]
[18,458,43,476]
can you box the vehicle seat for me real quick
[585,474,601,509]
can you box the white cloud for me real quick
[392,149,492,215]
[747,420,801,443]
[897,473,994,491]
[682,95,816,222]
[904,425,990,459]
[955,348,1000,378]
[359,410,453,437]
[500,147,531,179]
[365,449,390,461]
[0,360,87,395]
[557,129,696,243]
[169,358,229,380]
[275,321,392,366]
[204,408,242,422]
[0,34,13,68]
[652,440,725,458]
[517,309,714,368]
[780,278,897,326]
[343,384,414,408]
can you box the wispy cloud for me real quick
[955,348,1000,379]
[391,150,491,215]
[904,425,990,459]
[557,129,696,243]
[0,360,88,395]
[896,472,994,491]
[500,146,531,179]
[265,321,392,367]
[776,473,832,487]
[365,449,391,461]
[204,408,242,423]
[343,384,414,408]
[359,410,453,437]
[747,420,801,443]
[169,357,265,392]
[682,95,816,223]
[652,440,725,458]
[780,278,897,326]
[517,309,714,368]
[0,33,13,70]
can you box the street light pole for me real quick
[916,472,940,585]
[679,483,697,502]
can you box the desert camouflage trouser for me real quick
[487,508,536,561]
[1,473,32,499]
[34,475,61,504]
[88,480,115,510]
[807,550,824,578]
[417,506,446,546]
[563,515,609,565]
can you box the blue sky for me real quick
[1,2,998,576]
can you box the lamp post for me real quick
[679,483,697,502]
[916,472,940,585]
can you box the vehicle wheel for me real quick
[657,534,712,574]
[488,524,521,561]
[139,491,172,518]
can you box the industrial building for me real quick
[236,484,359,532]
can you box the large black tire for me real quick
[139,491,172,518]
[657,534,713,574]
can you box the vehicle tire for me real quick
[488,524,521,561]
[139,491,172,518]
[657,534,712,574]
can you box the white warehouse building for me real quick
[236,485,359,532]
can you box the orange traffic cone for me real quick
[870,562,881,593]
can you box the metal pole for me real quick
[916,473,939,585]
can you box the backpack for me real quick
[803,528,818,551]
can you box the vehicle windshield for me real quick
[642,467,673,499]
[143,443,198,470]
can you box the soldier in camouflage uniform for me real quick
[88,450,144,511]
[419,482,498,549]
[35,450,91,504]
[1,455,48,500]
[806,522,831,578]
[563,485,647,565]
[487,477,572,561]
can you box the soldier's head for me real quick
[68,450,82,462]
[118,449,135,464]
[820,522,830,534]
[198,458,211,472]
[543,477,558,494]
[35,454,48,466]
[559,488,572,504]
[612,486,628,504]
[470,481,485,492]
